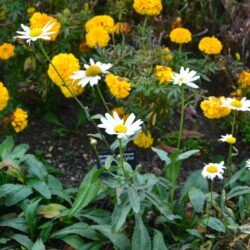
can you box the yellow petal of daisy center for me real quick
[114,124,127,133]
[85,65,101,77]
[207,165,218,173]
[231,99,242,108]
[30,28,43,38]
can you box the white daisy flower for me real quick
[221,97,250,111]
[202,161,225,180]
[98,112,143,139]
[219,134,236,144]
[15,21,55,45]
[172,66,200,89]
[245,159,250,170]
[71,58,112,87]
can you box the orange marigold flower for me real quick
[0,43,15,60]
[169,27,192,44]
[198,36,223,55]
[114,22,132,35]
[133,0,163,16]
[200,96,231,119]
[105,73,131,99]
[30,12,61,41]
[86,26,110,48]
[238,70,250,88]
[11,108,28,133]
[85,15,115,33]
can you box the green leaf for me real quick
[153,229,168,250]
[67,167,101,217]
[132,214,151,250]
[39,221,53,242]
[203,217,226,232]
[76,111,88,128]
[31,238,45,250]
[188,187,206,213]
[176,149,199,161]
[24,155,47,180]
[0,217,28,233]
[51,222,98,240]
[151,147,171,165]
[79,242,105,250]
[12,234,33,249]
[44,111,64,127]
[38,203,66,218]
[0,136,14,158]
[227,186,250,200]
[27,179,51,199]
[80,208,111,225]
[226,167,246,187]
[91,224,130,250]
[186,229,203,239]
[128,186,140,213]
[112,203,131,232]
[0,184,33,206]
[62,235,85,249]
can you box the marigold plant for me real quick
[85,26,111,48]
[155,65,173,84]
[0,43,15,60]
[238,70,250,88]
[133,131,154,148]
[0,82,9,111]
[198,36,223,55]
[169,27,192,44]
[105,73,131,99]
[30,12,61,41]
[133,0,163,16]
[47,53,84,98]
[200,96,231,119]
[11,108,28,133]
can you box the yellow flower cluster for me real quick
[155,66,173,84]
[0,43,15,60]
[133,0,163,16]
[198,36,223,55]
[0,82,9,111]
[47,53,84,98]
[200,96,231,119]
[162,47,173,61]
[11,108,28,133]
[105,74,131,99]
[133,131,154,148]
[85,15,114,48]
[30,12,61,41]
[238,70,250,88]
[170,27,192,44]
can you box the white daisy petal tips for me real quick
[15,21,55,45]
[202,161,225,180]
[172,66,200,88]
[98,112,143,139]
[245,159,250,170]
[219,134,236,144]
[221,97,250,111]
[71,58,112,87]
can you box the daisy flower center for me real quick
[85,66,101,77]
[207,165,218,173]
[114,124,127,133]
[226,136,236,144]
[30,28,43,38]
[231,99,242,108]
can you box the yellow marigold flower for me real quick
[133,0,163,16]
[0,82,9,111]
[155,65,173,84]
[114,22,132,35]
[86,26,110,48]
[85,15,115,33]
[11,108,28,133]
[105,74,131,99]
[169,27,192,44]
[47,53,84,98]
[200,96,231,119]
[0,43,15,60]
[162,47,173,61]
[238,70,250,88]
[198,36,223,55]
[133,131,154,148]
[30,12,61,41]
[27,7,35,14]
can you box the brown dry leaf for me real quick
[182,130,204,139]
[155,144,178,153]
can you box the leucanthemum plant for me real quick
[15,21,55,45]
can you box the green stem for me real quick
[96,85,111,114]
[118,139,128,182]
[226,111,237,178]
[38,41,112,152]
[206,180,213,227]
[177,85,185,149]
